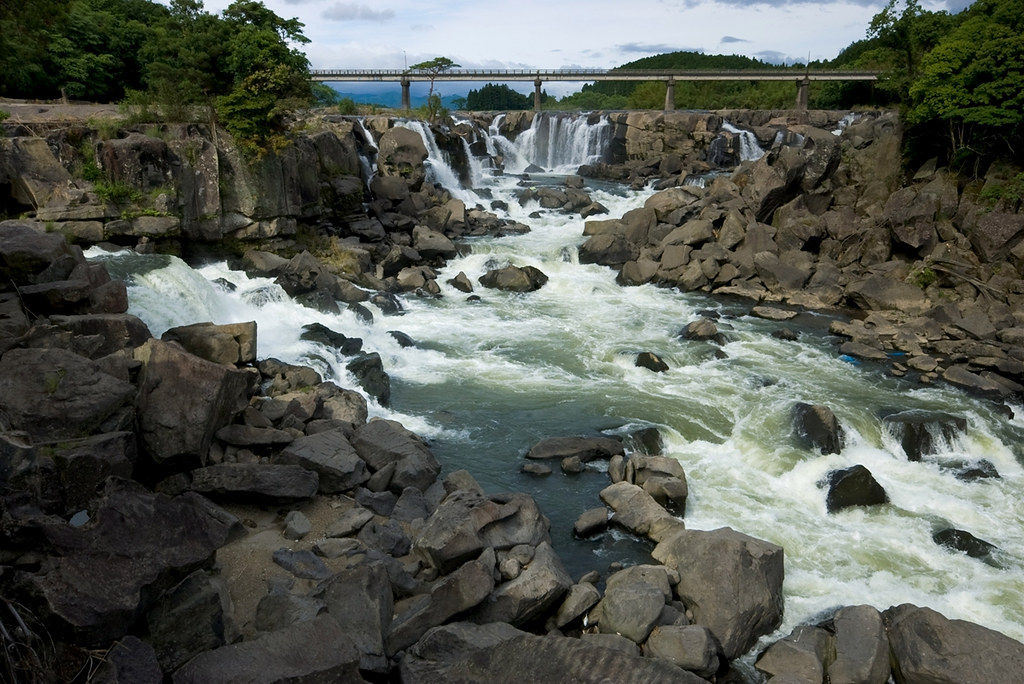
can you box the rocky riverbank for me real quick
[2,108,1024,682]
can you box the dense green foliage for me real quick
[467,83,535,111]
[1,0,312,156]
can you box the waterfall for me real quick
[354,119,378,188]
[396,120,478,203]
[509,113,612,173]
[721,122,765,162]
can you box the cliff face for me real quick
[0,117,367,247]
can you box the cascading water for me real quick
[721,121,765,163]
[88,113,1024,660]
[510,113,612,172]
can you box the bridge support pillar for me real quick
[795,77,810,111]
[401,77,411,111]
[534,78,543,112]
[664,78,675,112]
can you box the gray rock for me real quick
[162,321,256,366]
[526,435,625,461]
[573,507,609,538]
[272,549,331,581]
[254,589,325,633]
[884,603,1024,684]
[792,402,844,455]
[755,625,832,683]
[825,465,889,513]
[470,542,572,627]
[827,604,890,684]
[644,624,720,678]
[386,554,495,656]
[145,570,233,672]
[190,463,319,504]
[276,428,369,493]
[0,347,136,442]
[21,479,241,645]
[351,418,440,493]
[318,564,394,672]
[553,581,601,629]
[346,352,391,406]
[134,339,252,464]
[478,264,549,292]
[594,566,671,644]
[678,317,721,343]
[599,481,683,542]
[653,527,784,660]
[326,505,375,537]
[283,510,312,540]
[172,613,361,684]
[89,635,163,684]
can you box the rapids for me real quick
[88,113,1024,651]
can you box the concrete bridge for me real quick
[309,68,879,112]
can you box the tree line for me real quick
[0,0,319,155]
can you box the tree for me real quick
[906,0,1024,167]
[409,56,460,102]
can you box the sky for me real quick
[191,0,974,97]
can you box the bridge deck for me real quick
[310,68,878,83]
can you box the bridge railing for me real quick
[309,68,879,82]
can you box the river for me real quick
[88,112,1024,652]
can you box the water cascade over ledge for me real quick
[89,113,1024,651]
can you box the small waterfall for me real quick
[354,119,378,188]
[396,120,477,203]
[721,122,765,162]
[832,112,859,136]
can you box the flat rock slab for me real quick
[526,436,625,461]
[190,463,319,504]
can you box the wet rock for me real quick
[626,455,688,515]
[447,271,474,293]
[635,351,670,372]
[172,613,361,684]
[884,604,1024,684]
[755,624,832,683]
[525,435,624,461]
[299,322,362,355]
[678,317,723,343]
[932,527,998,560]
[479,264,549,292]
[579,233,638,266]
[825,464,889,513]
[792,402,844,455]
[653,526,784,660]
[881,410,967,461]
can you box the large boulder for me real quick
[351,418,440,493]
[317,564,394,672]
[828,604,890,684]
[162,322,257,366]
[592,565,672,644]
[469,542,572,627]
[754,625,832,683]
[0,347,136,442]
[172,613,362,684]
[653,527,784,660]
[526,436,624,462]
[479,264,549,292]
[275,428,369,494]
[377,126,428,190]
[414,489,550,574]
[825,464,889,513]
[17,478,242,645]
[134,339,252,464]
[400,622,703,684]
[883,604,1024,684]
[792,402,844,455]
[599,481,684,543]
[189,463,319,503]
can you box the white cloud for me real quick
[321,3,396,21]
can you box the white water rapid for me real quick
[88,113,1024,657]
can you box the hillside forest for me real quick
[0,0,1021,171]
